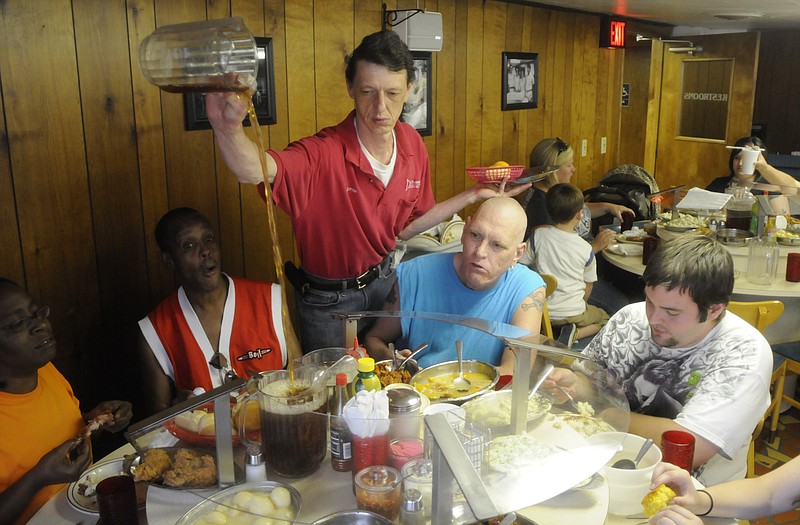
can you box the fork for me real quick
[555,384,581,412]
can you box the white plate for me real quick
[67,457,127,514]
[605,243,643,257]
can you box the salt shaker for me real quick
[399,488,425,525]
[245,445,267,482]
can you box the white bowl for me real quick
[587,432,662,516]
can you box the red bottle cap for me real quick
[336,373,348,386]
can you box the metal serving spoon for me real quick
[453,340,471,392]
[612,438,655,469]
[398,343,429,370]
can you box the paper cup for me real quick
[740,148,759,175]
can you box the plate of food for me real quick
[605,243,643,257]
[128,447,218,489]
[616,228,648,243]
[67,458,144,513]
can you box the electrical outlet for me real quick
[581,139,588,157]
[601,137,607,154]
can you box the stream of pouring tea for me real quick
[237,91,300,387]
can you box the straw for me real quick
[726,146,766,151]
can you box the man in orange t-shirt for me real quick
[0,278,132,525]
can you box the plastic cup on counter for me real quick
[96,475,139,525]
[661,430,695,472]
[642,235,659,265]
[787,253,800,282]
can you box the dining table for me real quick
[603,228,800,344]
[27,442,737,525]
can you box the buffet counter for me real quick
[28,442,737,525]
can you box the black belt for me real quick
[285,255,392,293]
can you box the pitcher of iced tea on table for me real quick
[240,366,329,478]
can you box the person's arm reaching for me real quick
[205,92,277,185]
[649,457,800,522]
[363,282,404,362]
[399,181,531,240]
[755,152,799,194]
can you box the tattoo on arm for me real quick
[521,288,545,313]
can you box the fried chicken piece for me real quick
[162,449,217,487]
[74,410,115,446]
[133,448,171,482]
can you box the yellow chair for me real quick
[726,300,785,478]
[540,274,558,340]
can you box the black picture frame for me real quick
[401,51,432,136]
[183,37,277,131]
[501,52,538,111]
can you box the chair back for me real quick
[727,300,784,333]
[540,274,558,339]
[726,300,785,478]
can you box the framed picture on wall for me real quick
[501,51,538,111]
[184,37,277,131]
[401,51,432,136]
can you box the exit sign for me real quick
[600,17,626,48]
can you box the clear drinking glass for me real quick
[139,17,257,93]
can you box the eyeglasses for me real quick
[555,137,570,154]
[2,306,50,334]
[209,351,238,384]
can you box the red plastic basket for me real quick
[466,165,525,183]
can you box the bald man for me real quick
[364,197,545,375]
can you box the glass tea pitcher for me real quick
[139,17,257,93]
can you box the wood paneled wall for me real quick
[0,0,628,417]
[754,30,800,154]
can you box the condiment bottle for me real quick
[329,373,353,472]
[399,488,425,525]
[352,357,382,395]
[244,445,267,481]
[354,465,403,521]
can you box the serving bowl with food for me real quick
[375,359,420,387]
[410,360,498,404]
[776,228,800,245]
[175,480,301,525]
[462,390,552,436]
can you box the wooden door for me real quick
[652,32,760,190]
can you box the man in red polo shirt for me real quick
[207,31,528,352]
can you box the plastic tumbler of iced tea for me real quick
[138,17,257,93]
[661,430,695,472]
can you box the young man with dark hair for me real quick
[548,235,772,485]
